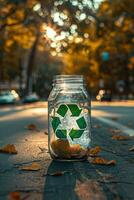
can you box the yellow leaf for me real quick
[51,139,71,158]
[89,157,116,165]
[112,135,130,140]
[87,146,101,156]
[0,144,17,154]
[19,162,41,171]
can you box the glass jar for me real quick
[48,75,91,161]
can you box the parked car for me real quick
[96,89,112,102]
[0,90,20,104]
[22,93,39,103]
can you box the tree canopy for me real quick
[0,0,134,96]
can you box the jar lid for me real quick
[53,75,85,85]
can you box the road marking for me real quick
[94,116,134,136]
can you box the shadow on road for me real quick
[43,161,79,200]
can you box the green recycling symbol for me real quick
[51,104,87,140]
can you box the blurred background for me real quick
[0,0,134,102]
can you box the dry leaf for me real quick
[89,157,116,165]
[51,139,71,158]
[19,162,41,171]
[75,180,107,200]
[26,123,38,131]
[129,146,134,151]
[112,135,130,140]
[111,117,118,121]
[70,144,84,155]
[9,192,21,200]
[109,129,122,134]
[51,140,86,158]
[87,146,101,156]
[44,132,48,135]
[9,192,29,200]
[0,144,17,154]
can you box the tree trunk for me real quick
[25,33,39,95]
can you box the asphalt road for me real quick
[92,102,134,135]
[0,102,134,200]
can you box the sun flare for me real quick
[45,26,57,40]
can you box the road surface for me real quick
[0,102,134,200]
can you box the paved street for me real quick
[92,101,134,134]
[0,102,134,200]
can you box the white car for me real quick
[0,90,20,104]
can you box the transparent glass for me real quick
[48,75,91,161]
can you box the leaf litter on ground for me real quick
[0,144,17,154]
[89,157,116,166]
[112,135,130,140]
[87,146,101,157]
[26,123,39,131]
[9,191,29,200]
[19,162,41,171]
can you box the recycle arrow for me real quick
[57,104,82,117]
[69,129,84,141]
[51,104,87,140]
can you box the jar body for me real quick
[48,76,91,161]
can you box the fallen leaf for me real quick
[87,146,101,156]
[70,144,84,155]
[26,123,38,131]
[51,139,71,158]
[89,157,116,166]
[112,135,130,140]
[93,124,101,128]
[9,192,21,200]
[0,144,17,154]
[109,129,122,134]
[44,132,48,135]
[9,192,29,200]
[75,180,107,200]
[51,140,86,159]
[111,117,118,121]
[19,162,41,171]
[129,146,134,151]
